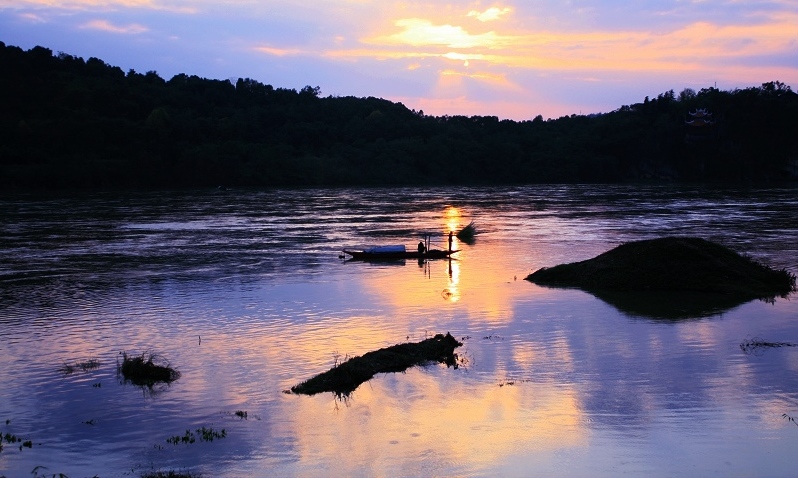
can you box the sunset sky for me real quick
[1,1,797,120]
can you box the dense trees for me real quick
[1,41,796,190]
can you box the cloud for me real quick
[0,0,195,13]
[467,6,511,22]
[375,18,508,49]
[2,0,154,7]
[440,68,518,89]
[255,46,306,57]
[4,0,795,120]
[17,11,45,21]
[80,18,148,33]
[357,9,798,73]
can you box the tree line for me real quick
[1,41,796,190]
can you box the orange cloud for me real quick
[255,46,305,57]
[346,9,798,76]
[80,18,148,33]
[439,68,518,89]
[246,3,795,93]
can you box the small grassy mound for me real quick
[526,237,795,300]
[119,351,181,386]
[290,333,463,396]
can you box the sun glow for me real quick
[374,18,508,49]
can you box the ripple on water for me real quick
[1,185,798,476]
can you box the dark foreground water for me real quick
[1,185,797,477]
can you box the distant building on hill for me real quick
[685,108,716,143]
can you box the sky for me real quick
[1,1,797,120]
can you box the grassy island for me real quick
[526,237,796,300]
[290,333,462,396]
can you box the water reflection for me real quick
[586,289,753,320]
[289,374,586,476]
[1,185,798,476]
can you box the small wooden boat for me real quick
[343,244,459,261]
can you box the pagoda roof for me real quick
[685,118,715,127]
[688,108,713,118]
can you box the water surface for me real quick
[1,185,797,477]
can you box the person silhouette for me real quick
[448,231,453,252]
[418,241,426,254]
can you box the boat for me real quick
[343,244,459,261]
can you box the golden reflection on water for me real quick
[354,204,545,326]
[444,257,461,303]
[287,371,586,474]
[361,244,537,326]
[280,218,591,473]
[444,205,462,234]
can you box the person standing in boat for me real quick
[448,231,453,252]
[418,241,426,255]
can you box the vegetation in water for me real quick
[740,338,797,355]
[2,41,797,191]
[59,358,100,375]
[30,466,70,478]
[783,414,798,427]
[118,351,181,386]
[456,221,477,244]
[166,427,226,445]
[289,333,463,397]
[1,421,34,454]
[140,472,201,478]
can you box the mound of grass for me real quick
[290,333,463,396]
[119,351,181,386]
[526,237,795,300]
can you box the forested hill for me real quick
[1,41,797,190]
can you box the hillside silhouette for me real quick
[1,41,796,190]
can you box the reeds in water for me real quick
[59,358,100,375]
[456,221,477,243]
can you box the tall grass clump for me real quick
[118,351,180,386]
[456,221,477,244]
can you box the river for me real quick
[1,184,797,477]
